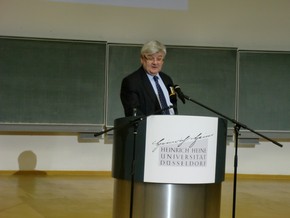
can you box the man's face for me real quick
[141,52,165,75]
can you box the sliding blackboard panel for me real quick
[0,37,106,132]
[106,44,141,126]
[163,46,237,121]
[106,44,237,126]
[239,51,290,131]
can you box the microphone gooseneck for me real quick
[174,85,186,104]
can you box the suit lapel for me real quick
[139,68,158,104]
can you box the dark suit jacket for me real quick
[120,66,178,116]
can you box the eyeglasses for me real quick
[143,55,164,63]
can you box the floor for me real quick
[0,174,290,218]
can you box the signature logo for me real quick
[152,132,214,152]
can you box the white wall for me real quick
[226,141,290,175]
[0,0,289,174]
[1,0,290,50]
[0,134,112,171]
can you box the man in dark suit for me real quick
[120,40,178,117]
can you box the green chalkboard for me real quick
[239,51,290,131]
[106,43,237,126]
[0,37,106,132]
[106,44,141,126]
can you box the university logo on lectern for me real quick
[144,115,219,184]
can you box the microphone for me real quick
[174,85,186,104]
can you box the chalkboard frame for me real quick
[238,50,290,133]
[1,37,289,138]
[105,43,238,127]
[0,36,106,132]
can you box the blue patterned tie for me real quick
[153,76,170,114]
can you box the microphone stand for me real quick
[94,114,142,218]
[179,93,283,218]
[94,106,173,218]
[129,108,138,218]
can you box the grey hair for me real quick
[141,40,167,56]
